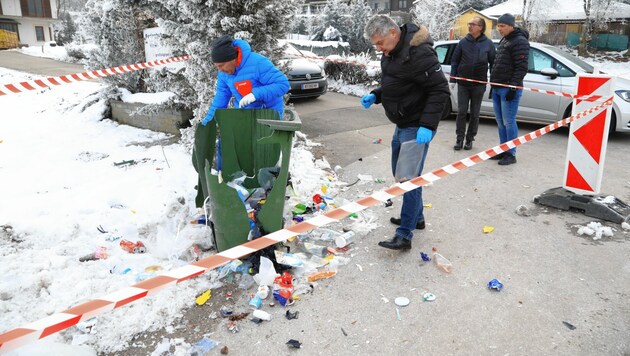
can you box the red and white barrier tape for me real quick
[0,55,191,96]
[0,97,613,353]
[0,51,607,103]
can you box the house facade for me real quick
[0,0,58,47]
[451,8,495,40]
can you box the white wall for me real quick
[1,0,21,16]
[18,18,56,45]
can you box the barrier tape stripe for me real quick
[0,52,608,103]
[0,55,191,96]
[0,98,612,353]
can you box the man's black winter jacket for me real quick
[371,24,450,130]
[490,28,530,88]
[450,33,495,86]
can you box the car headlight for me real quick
[321,68,326,77]
[615,90,630,102]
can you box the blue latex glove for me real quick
[201,108,216,126]
[416,127,434,144]
[361,93,376,109]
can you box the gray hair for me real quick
[364,15,399,40]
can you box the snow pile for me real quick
[0,66,348,354]
[576,222,614,240]
[17,43,70,62]
[119,88,175,104]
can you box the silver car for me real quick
[434,40,630,133]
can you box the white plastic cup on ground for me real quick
[335,231,356,248]
[252,309,272,321]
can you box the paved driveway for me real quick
[0,50,84,76]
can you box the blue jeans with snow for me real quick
[492,87,522,156]
[391,126,430,240]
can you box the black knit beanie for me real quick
[211,35,237,63]
[498,13,516,27]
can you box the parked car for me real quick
[280,41,328,99]
[434,40,630,133]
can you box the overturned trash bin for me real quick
[192,109,301,252]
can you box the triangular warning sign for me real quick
[573,110,607,164]
[576,77,609,105]
[566,161,594,192]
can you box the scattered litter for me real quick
[249,294,262,309]
[228,312,249,321]
[515,205,531,216]
[152,338,171,355]
[394,297,410,307]
[273,271,295,306]
[307,270,337,283]
[423,293,436,302]
[221,345,229,354]
[373,138,382,144]
[76,317,97,333]
[423,203,432,208]
[341,327,348,336]
[576,221,614,240]
[433,253,453,273]
[286,339,302,349]
[219,306,233,317]
[419,252,431,262]
[252,309,272,321]
[380,294,389,303]
[227,321,238,333]
[384,199,393,207]
[113,159,137,167]
[285,310,299,320]
[145,265,162,272]
[482,226,494,234]
[256,284,270,299]
[395,308,401,321]
[357,174,373,181]
[190,337,218,354]
[356,264,363,272]
[622,222,630,230]
[335,231,356,248]
[487,279,504,291]
[119,239,146,253]
[79,246,108,262]
[251,317,263,324]
[562,321,576,330]
[195,290,212,306]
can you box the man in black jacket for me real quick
[450,16,495,151]
[361,15,450,250]
[489,13,530,165]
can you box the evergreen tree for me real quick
[143,0,297,122]
[55,11,76,45]
[80,0,153,92]
[311,0,351,42]
[346,0,373,54]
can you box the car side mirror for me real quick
[540,68,559,80]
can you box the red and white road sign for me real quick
[563,74,615,195]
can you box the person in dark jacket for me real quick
[489,13,530,165]
[361,15,450,251]
[202,35,290,125]
[450,16,495,151]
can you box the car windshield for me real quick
[544,46,594,74]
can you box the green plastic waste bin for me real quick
[192,108,301,252]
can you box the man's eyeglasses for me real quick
[467,22,481,27]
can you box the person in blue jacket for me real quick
[201,35,290,124]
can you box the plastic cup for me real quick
[335,231,356,248]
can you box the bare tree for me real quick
[579,0,615,56]
[410,0,457,41]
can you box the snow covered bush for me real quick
[324,55,380,85]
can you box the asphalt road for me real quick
[0,50,85,76]
[3,55,629,355]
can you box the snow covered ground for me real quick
[0,66,346,354]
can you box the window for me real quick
[398,0,407,9]
[434,44,455,65]
[0,22,18,33]
[20,0,52,18]
[528,48,575,77]
[35,26,44,41]
[374,3,378,10]
[385,2,389,9]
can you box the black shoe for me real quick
[453,139,463,151]
[489,152,505,160]
[390,217,425,230]
[463,140,473,150]
[498,153,517,165]
[378,236,412,250]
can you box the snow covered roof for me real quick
[480,0,630,21]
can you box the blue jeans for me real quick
[391,126,430,240]
[492,87,522,156]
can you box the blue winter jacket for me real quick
[203,39,289,123]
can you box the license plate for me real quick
[301,83,319,89]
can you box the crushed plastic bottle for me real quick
[433,252,453,273]
[189,337,218,355]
